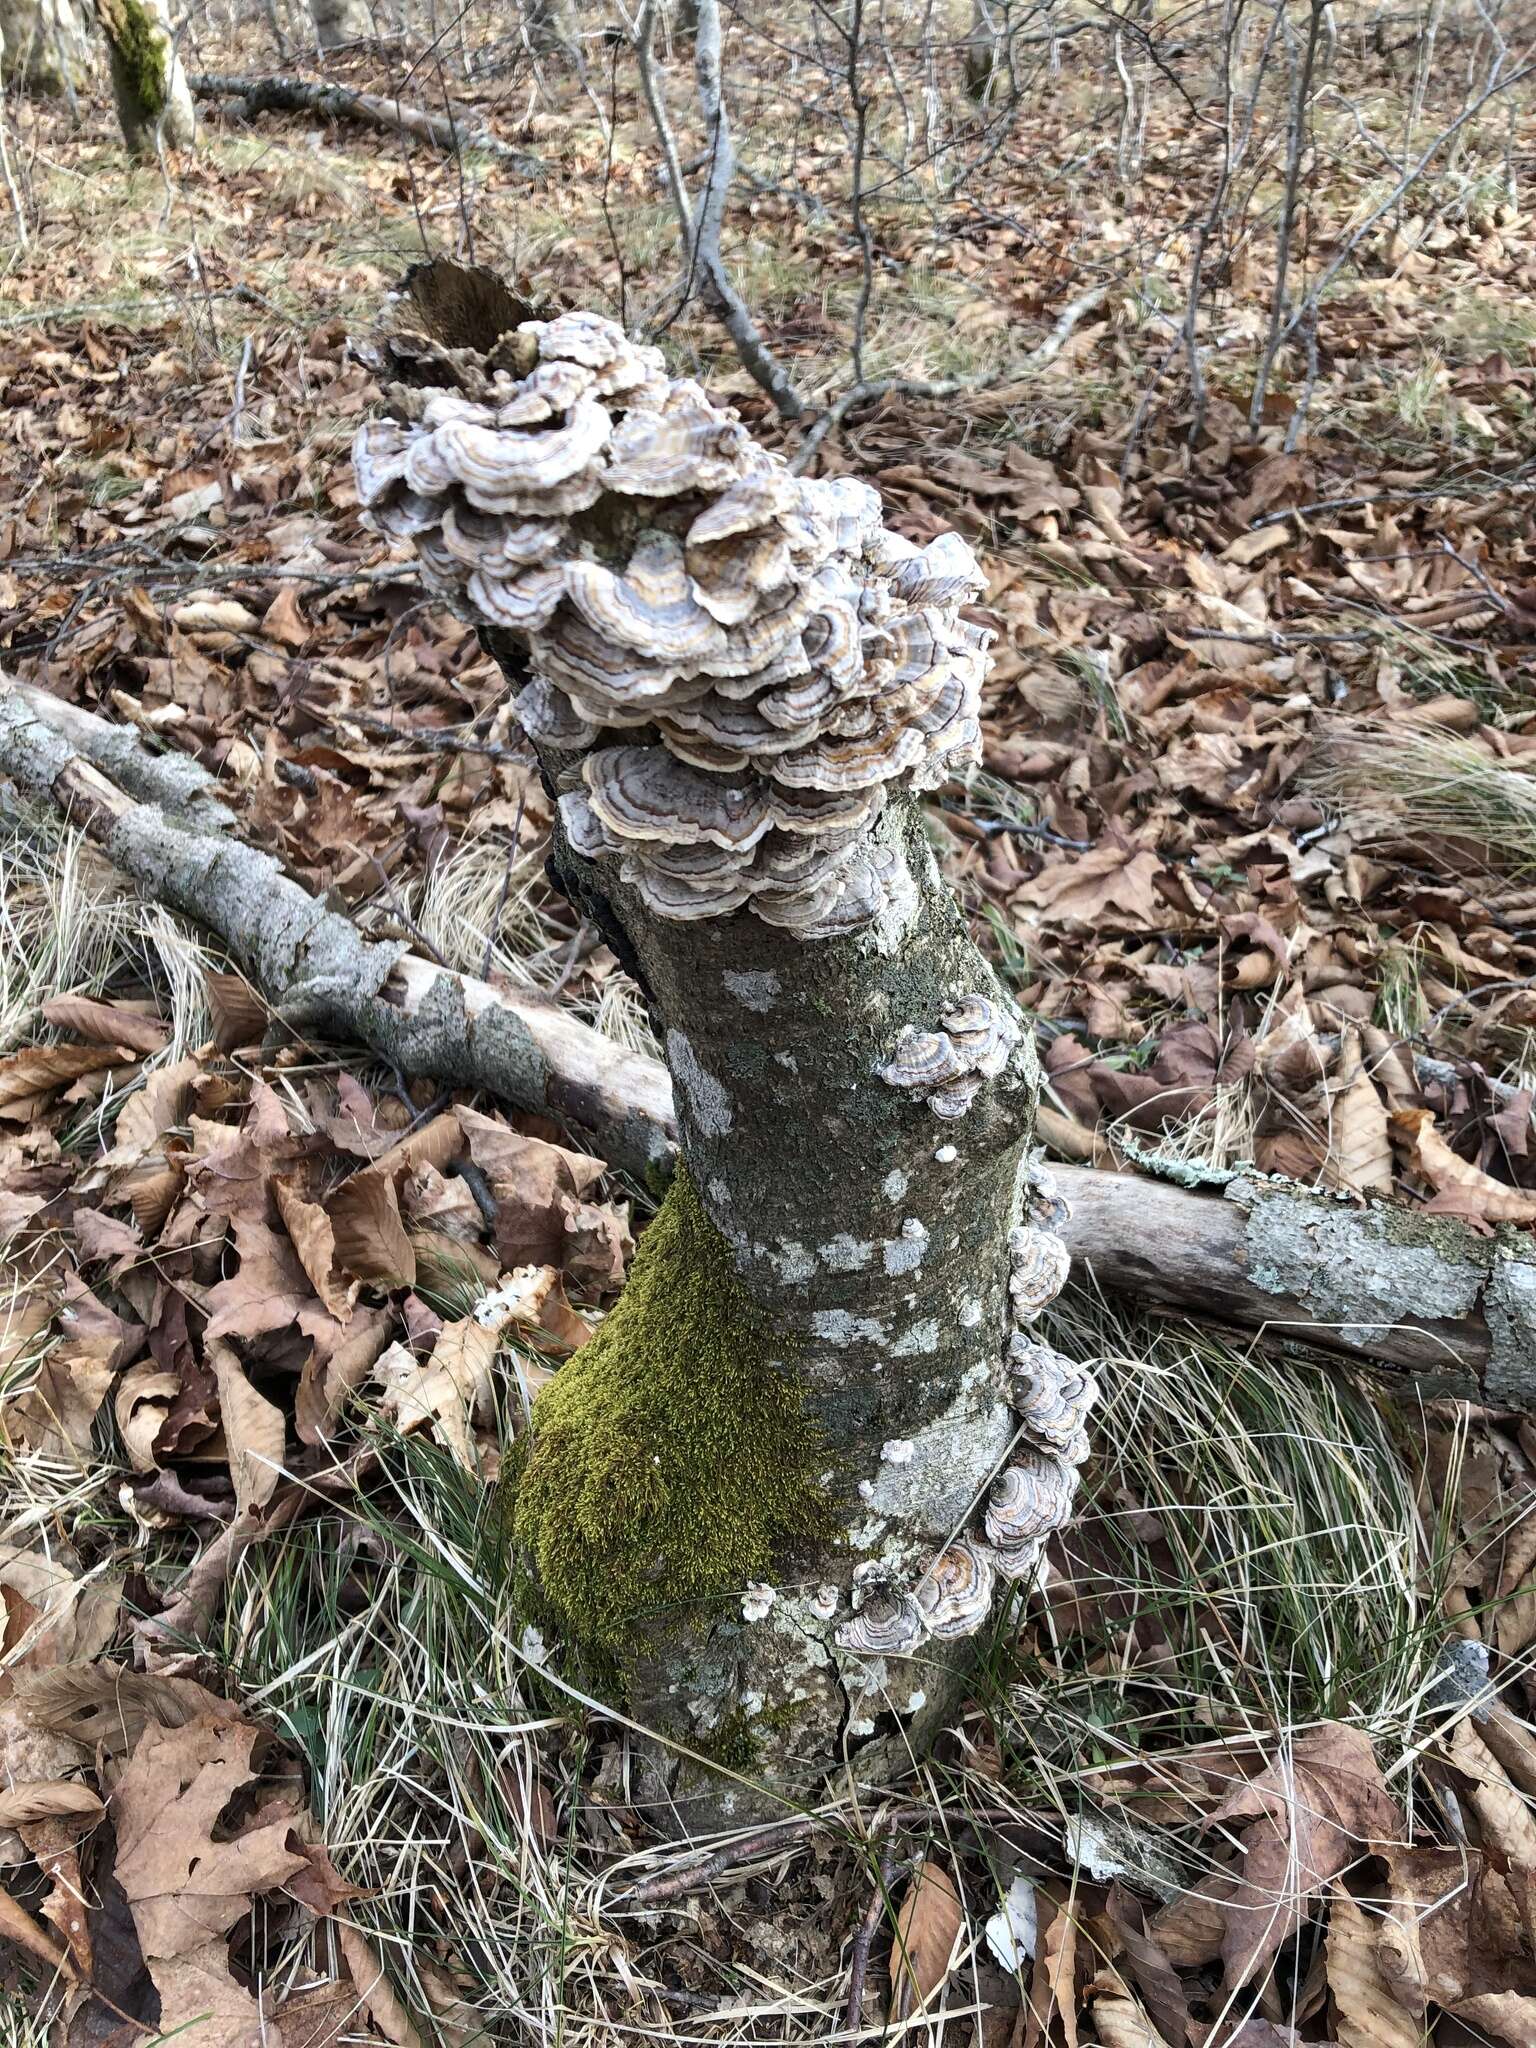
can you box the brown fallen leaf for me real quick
[888,1858,964,2022]
[0,1878,74,1980]
[1086,1966,1174,2048]
[209,1341,286,1512]
[1325,1883,1421,2048]
[1446,1716,1536,1867]
[0,1543,120,1670]
[114,1714,308,1959]
[1151,1724,1404,1987]
[0,1780,103,1827]
[296,1308,393,1444]
[1327,1026,1393,1196]
[1391,1107,1536,1223]
[1023,1886,1079,2048]
[337,1920,425,2048]
[40,996,170,1056]
[1013,843,1169,931]
[274,1175,359,1320]
[17,1661,237,1754]
[0,1043,132,1122]
[203,1216,317,1341]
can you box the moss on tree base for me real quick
[510,1165,836,1651]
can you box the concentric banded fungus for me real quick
[913,1537,996,1640]
[1008,1225,1072,1321]
[355,309,990,940]
[835,1565,926,1656]
[1006,1335,1098,1460]
[1024,1160,1072,1233]
[878,991,1022,1116]
[984,1456,1078,1555]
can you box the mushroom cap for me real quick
[984,1456,1078,1550]
[601,385,756,497]
[913,1538,996,1639]
[440,501,565,571]
[1006,1336,1099,1456]
[989,1534,1047,1583]
[518,679,600,752]
[433,399,612,504]
[1025,1162,1072,1232]
[582,746,774,852]
[353,420,417,505]
[1008,1226,1072,1320]
[834,1571,926,1656]
[367,487,447,540]
[525,309,666,395]
[621,859,755,920]
[467,563,567,631]
[495,357,596,425]
[534,611,714,710]
[880,1026,968,1094]
[929,1075,984,1118]
[557,787,621,861]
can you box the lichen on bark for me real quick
[510,1163,837,1652]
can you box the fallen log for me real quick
[5,678,1534,1403]
[1051,1163,1536,1407]
[0,679,673,1182]
[187,72,544,175]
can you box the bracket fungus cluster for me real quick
[836,1101,1101,1659]
[354,309,988,939]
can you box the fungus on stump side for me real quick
[353,299,1097,1678]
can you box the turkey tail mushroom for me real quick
[354,308,990,942]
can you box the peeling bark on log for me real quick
[188,72,544,173]
[1051,1163,1536,1407]
[0,678,674,1182]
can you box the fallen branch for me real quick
[188,72,545,175]
[6,678,1533,1399]
[789,284,1110,473]
[0,678,674,1181]
[1051,1163,1536,1407]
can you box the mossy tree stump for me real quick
[356,270,1085,1829]
[97,0,194,155]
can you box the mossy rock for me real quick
[510,1165,835,1651]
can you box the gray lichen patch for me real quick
[666,1028,735,1137]
[724,969,780,1012]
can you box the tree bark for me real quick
[0,0,90,95]
[1051,1163,1536,1406]
[97,0,195,154]
[357,279,1077,1830]
[583,801,1037,1825]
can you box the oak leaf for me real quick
[888,1857,963,2022]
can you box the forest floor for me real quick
[2,18,1536,2048]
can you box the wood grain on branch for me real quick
[0,677,672,1180]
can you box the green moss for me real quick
[110,0,168,118]
[509,1165,835,1651]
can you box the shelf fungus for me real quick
[984,1456,1079,1563]
[877,992,1022,1117]
[355,310,989,940]
[1007,1225,1072,1321]
[835,1563,927,1656]
[913,1537,996,1639]
[1007,1336,1098,1463]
